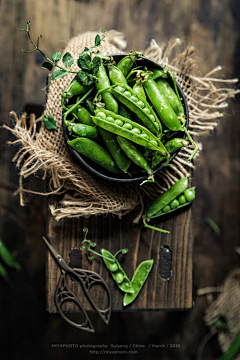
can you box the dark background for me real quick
[0,0,240,359]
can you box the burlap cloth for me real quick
[4,30,239,220]
[197,267,240,359]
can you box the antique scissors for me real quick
[42,235,111,333]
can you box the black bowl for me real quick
[62,54,189,183]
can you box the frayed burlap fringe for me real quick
[196,267,240,360]
[4,32,240,220]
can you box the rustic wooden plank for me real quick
[46,191,193,312]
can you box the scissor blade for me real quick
[42,235,73,273]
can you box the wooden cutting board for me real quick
[46,193,193,312]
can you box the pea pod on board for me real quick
[101,249,134,293]
[98,128,131,173]
[93,109,169,157]
[95,64,118,114]
[68,137,121,174]
[123,260,154,306]
[150,187,196,218]
[111,84,162,136]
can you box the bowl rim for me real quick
[62,53,189,183]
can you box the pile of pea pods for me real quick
[62,52,198,181]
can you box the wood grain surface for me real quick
[0,0,240,359]
[46,197,193,312]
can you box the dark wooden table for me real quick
[1,1,240,359]
[46,195,193,312]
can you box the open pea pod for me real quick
[101,249,134,294]
[123,259,154,306]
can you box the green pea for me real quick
[140,133,149,140]
[124,91,131,97]
[115,119,124,127]
[143,108,151,115]
[109,263,118,272]
[132,127,141,135]
[123,123,133,130]
[101,249,134,293]
[184,189,195,202]
[149,114,155,122]
[97,111,106,120]
[137,101,145,108]
[178,194,186,204]
[170,199,179,209]
[114,85,125,93]
[163,205,171,212]
[106,116,115,123]
[151,140,158,146]
[115,273,124,284]
[130,95,138,102]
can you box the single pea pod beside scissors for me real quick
[42,235,112,333]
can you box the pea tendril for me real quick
[80,228,128,263]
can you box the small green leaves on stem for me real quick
[62,52,74,69]
[51,70,68,81]
[80,228,128,263]
[42,62,53,71]
[42,115,57,130]
[51,51,62,62]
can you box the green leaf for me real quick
[95,34,101,47]
[92,56,102,75]
[77,53,92,70]
[51,70,68,81]
[77,71,93,86]
[83,47,89,52]
[62,52,74,69]
[51,51,62,62]
[41,62,53,71]
[42,115,57,130]
[94,50,101,55]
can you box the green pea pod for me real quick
[148,68,164,80]
[76,105,95,126]
[93,109,169,156]
[151,138,189,169]
[69,123,100,142]
[68,138,121,174]
[116,136,151,174]
[123,259,154,306]
[150,187,196,218]
[62,80,91,99]
[143,78,183,132]
[112,84,162,136]
[95,64,118,114]
[133,81,146,101]
[118,103,134,121]
[108,64,127,85]
[0,262,8,282]
[86,100,95,116]
[145,177,188,218]
[116,53,139,77]
[156,78,185,118]
[0,240,20,269]
[99,128,131,173]
[101,249,134,293]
